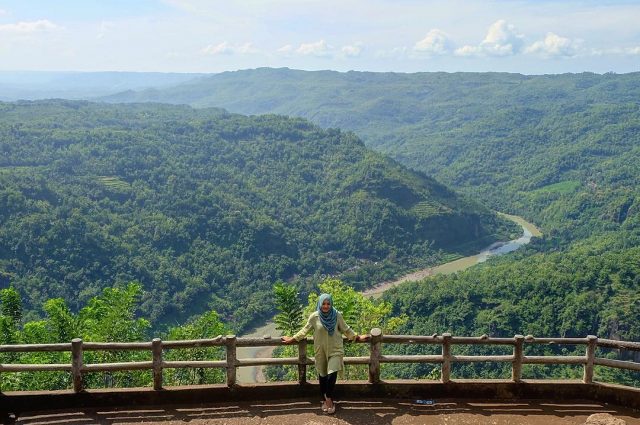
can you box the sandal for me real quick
[326,403,335,414]
[321,401,328,412]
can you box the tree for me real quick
[0,286,22,327]
[273,281,303,336]
[0,286,22,345]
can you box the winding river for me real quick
[236,213,542,383]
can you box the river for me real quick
[236,213,542,383]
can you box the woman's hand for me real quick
[281,336,297,344]
[355,334,371,342]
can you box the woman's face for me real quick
[321,299,331,313]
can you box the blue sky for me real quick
[0,0,639,74]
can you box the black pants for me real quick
[319,372,338,399]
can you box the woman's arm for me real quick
[338,313,371,342]
[281,314,314,344]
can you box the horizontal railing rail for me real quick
[1,329,638,392]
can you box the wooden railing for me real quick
[1,329,639,392]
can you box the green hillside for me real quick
[0,100,513,329]
[104,69,640,247]
[382,232,640,384]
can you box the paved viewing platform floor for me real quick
[10,398,640,425]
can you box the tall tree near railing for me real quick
[0,286,22,388]
[0,286,22,328]
[43,298,81,343]
[0,287,21,346]
[268,281,304,380]
[273,281,304,336]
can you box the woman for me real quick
[281,293,370,414]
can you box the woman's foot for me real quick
[321,400,328,412]
[325,398,335,414]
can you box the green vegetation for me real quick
[273,282,304,337]
[0,284,229,391]
[0,100,513,330]
[107,69,640,249]
[529,180,581,195]
[382,234,640,385]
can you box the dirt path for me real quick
[14,398,640,425]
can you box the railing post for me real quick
[71,338,83,393]
[512,334,524,382]
[583,335,598,384]
[298,338,308,385]
[152,338,163,390]
[441,333,452,383]
[369,328,382,384]
[225,335,237,387]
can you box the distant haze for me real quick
[0,71,202,100]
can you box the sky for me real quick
[0,0,639,75]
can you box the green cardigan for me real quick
[293,311,357,376]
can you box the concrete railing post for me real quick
[71,338,83,393]
[225,335,237,387]
[298,339,308,385]
[369,328,382,384]
[441,333,452,383]
[583,335,598,383]
[152,338,163,390]
[512,335,524,382]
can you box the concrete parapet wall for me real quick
[2,380,639,415]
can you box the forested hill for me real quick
[103,69,640,246]
[0,100,513,329]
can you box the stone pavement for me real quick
[10,398,640,425]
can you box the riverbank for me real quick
[362,213,542,297]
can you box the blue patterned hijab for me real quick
[317,293,337,336]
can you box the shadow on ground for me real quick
[10,398,640,425]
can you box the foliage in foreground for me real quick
[0,283,229,391]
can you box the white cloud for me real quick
[589,45,640,57]
[525,33,580,57]
[413,29,451,55]
[236,42,256,54]
[296,39,332,57]
[202,41,233,55]
[277,44,293,54]
[201,41,256,55]
[455,19,523,57]
[341,42,363,58]
[625,46,640,55]
[0,19,61,34]
[454,45,479,57]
